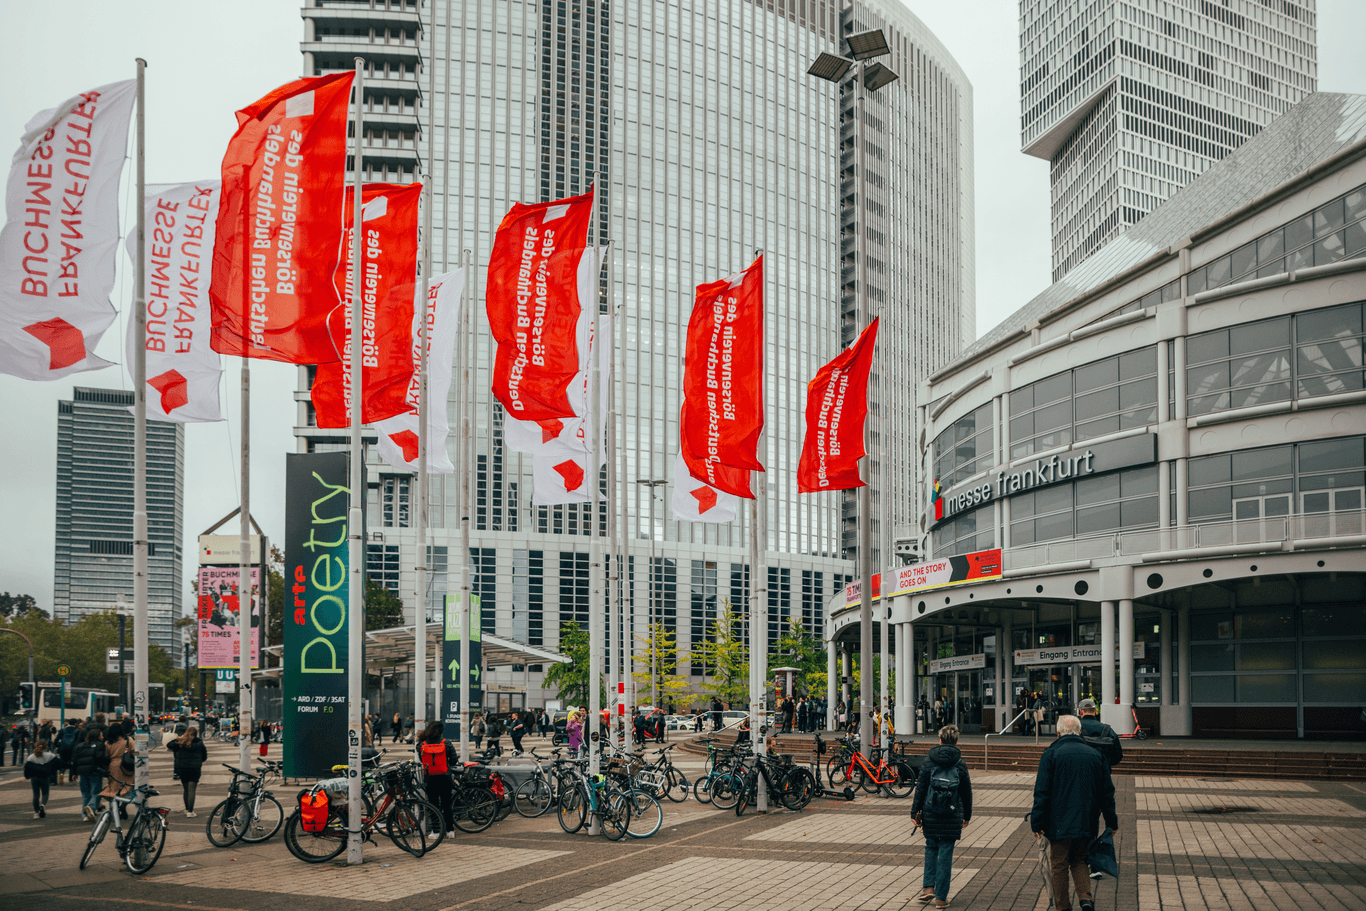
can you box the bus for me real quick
[17,682,118,726]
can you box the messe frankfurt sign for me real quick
[932,434,1156,526]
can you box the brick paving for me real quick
[0,737,1361,911]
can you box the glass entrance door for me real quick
[956,671,982,732]
[1232,493,1291,543]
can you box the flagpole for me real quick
[750,250,767,813]
[458,249,472,765]
[855,64,875,764]
[412,0,440,747]
[346,55,366,867]
[878,306,889,754]
[587,214,604,798]
[605,262,618,746]
[131,58,151,791]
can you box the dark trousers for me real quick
[426,774,453,832]
[31,779,49,813]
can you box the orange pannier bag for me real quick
[300,790,329,832]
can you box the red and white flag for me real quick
[309,183,419,428]
[125,181,225,422]
[679,255,765,498]
[210,71,354,364]
[0,80,135,380]
[799,317,879,493]
[671,450,738,523]
[372,268,464,474]
[486,188,593,422]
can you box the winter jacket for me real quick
[72,741,106,777]
[24,751,59,781]
[1079,714,1123,768]
[167,737,208,772]
[910,744,973,840]
[1030,733,1119,841]
[567,717,584,750]
[100,739,134,797]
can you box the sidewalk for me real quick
[1,737,1362,911]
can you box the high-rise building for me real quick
[1020,0,1317,282]
[53,387,185,661]
[296,0,973,708]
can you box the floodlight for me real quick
[847,29,891,60]
[862,61,900,92]
[807,52,853,83]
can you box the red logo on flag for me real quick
[553,459,585,491]
[389,430,419,462]
[537,419,564,443]
[148,369,189,412]
[23,318,86,370]
[690,487,718,514]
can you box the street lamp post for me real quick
[808,30,898,762]
[635,478,667,709]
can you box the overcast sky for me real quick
[1,1,1363,612]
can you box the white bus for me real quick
[18,682,118,726]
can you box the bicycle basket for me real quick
[636,770,667,795]
[299,790,330,832]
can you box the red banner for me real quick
[486,188,593,421]
[310,183,420,428]
[798,317,879,493]
[210,72,354,364]
[680,256,764,498]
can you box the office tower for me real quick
[1020,0,1317,282]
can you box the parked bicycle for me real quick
[205,760,285,847]
[283,764,432,862]
[553,756,630,840]
[827,736,914,797]
[80,779,170,875]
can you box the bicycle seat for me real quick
[330,764,348,773]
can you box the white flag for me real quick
[124,181,223,422]
[531,450,594,506]
[0,80,135,380]
[373,268,464,473]
[672,450,738,523]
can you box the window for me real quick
[1011,465,1159,545]
[934,503,992,557]
[932,403,994,489]
[690,561,718,676]
[382,476,411,528]
[1010,347,1157,459]
[1297,301,1365,399]
[1186,317,1292,415]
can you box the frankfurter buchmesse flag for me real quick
[798,317,878,493]
[210,71,354,364]
[0,80,135,380]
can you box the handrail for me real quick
[983,709,1033,771]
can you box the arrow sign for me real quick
[448,658,460,681]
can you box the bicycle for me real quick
[205,760,285,848]
[600,748,664,838]
[513,749,558,818]
[282,765,430,863]
[633,743,689,803]
[828,739,915,798]
[80,780,170,875]
[553,756,630,840]
[692,739,748,805]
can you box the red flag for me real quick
[486,188,594,421]
[310,183,420,428]
[679,255,764,498]
[210,72,354,364]
[798,317,879,493]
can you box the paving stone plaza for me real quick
[2,737,1363,911]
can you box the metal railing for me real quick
[983,708,1036,771]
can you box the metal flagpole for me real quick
[412,0,440,746]
[587,224,604,792]
[879,311,889,754]
[131,58,151,791]
[855,62,875,763]
[605,251,619,745]
[346,55,366,866]
[750,250,768,812]
[458,250,473,764]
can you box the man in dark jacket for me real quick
[1076,699,1122,768]
[1031,715,1119,911]
[711,697,723,732]
[910,724,973,909]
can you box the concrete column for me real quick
[909,626,919,734]
[895,624,912,734]
[993,625,1004,734]
[1100,600,1119,727]
[1158,460,1171,534]
[1117,598,1136,734]
[826,636,838,731]
[1159,611,1172,707]
[1176,458,1189,526]
[1156,335,1169,422]
[1001,613,1012,730]
[1174,604,1193,736]
[841,644,852,713]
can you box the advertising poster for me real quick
[282,452,352,779]
[441,593,482,733]
[196,566,260,669]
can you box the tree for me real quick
[365,579,405,631]
[543,621,606,707]
[0,592,46,619]
[632,622,693,709]
[768,617,826,696]
[689,598,749,707]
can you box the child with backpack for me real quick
[910,724,973,909]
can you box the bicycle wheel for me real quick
[80,810,111,870]
[735,774,752,817]
[125,815,167,875]
[710,774,740,810]
[453,787,498,834]
[386,801,428,858]
[600,786,629,842]
[407,798,446,849]
[827,756,850,788]
[692,775,714,804]
[283,810,346,864]
[853,762,877,794]
[781,768,816,810]
[664,768,689,803]
[205,797,250,848]
[885,762,915,799]
[515,777,553,818]
[625,790,662,839]
[239,794,285,843]
[557,784,587,834]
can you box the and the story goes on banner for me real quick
[196,565,260,669]
[282,451,352,779]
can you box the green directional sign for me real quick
[441,594,482,733]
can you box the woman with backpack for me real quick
[101,726,135,818]
[73,728,106,820]
[419,721,458,833]
[24,738,59,819]
[910,724,973,909]
[167,725,208,817]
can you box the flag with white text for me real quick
[0,80,135,380]
[671,450,738,523]
[798,317,878,493]
[210,72,353,364]
[125,181,224,422]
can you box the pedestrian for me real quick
[101,726,135,818]
[392,712,403,743]
[910,724,973,908]
[13,724,30,764]
[167,724,208,817]
[735,716,751,746]
[56,718,81,783]
[1076,699,1122,768]
[509,711,527,754]
[711,697,723,732]
[73,728,106,820]
[471,712,485,749]
[1030,715,1119,911]
[24,738,59,819]
[797,697,809,734]
[0,724,8,767]
[485,714,503,756]
[419,720,458,834]
[654,708,666,743]
[567,710,585,757]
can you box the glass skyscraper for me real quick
[296,0,973,701]
[1020,0,1317,282]
[53,387,185,661]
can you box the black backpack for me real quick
[59,725,79,752]
[1082,722,1122,766]
[925,763,961,816]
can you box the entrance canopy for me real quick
[257,624,569,678]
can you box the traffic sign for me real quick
[57,665,70,677]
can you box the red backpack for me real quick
[420,741,449,775]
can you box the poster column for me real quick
[282,452,352,778]
[441,594,482,734]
